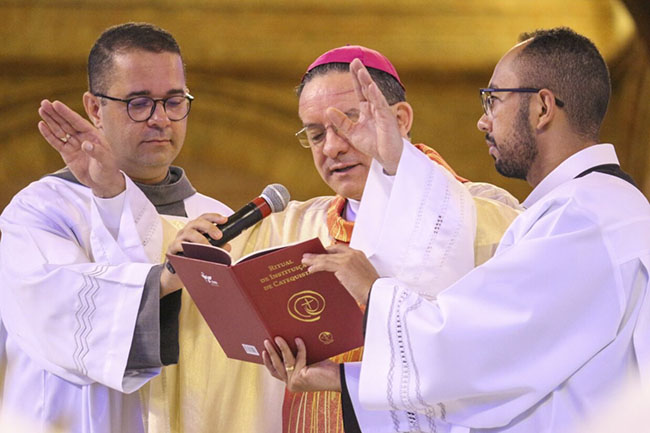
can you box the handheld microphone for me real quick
[165,184,290,275]
[206,183,291,247]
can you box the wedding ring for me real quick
[285,365,295,373]
[60,133,71,143]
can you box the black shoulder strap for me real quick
[575,164,639,189]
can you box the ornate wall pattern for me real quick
[0,0,647,211]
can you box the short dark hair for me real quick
[515,27,610,140]
[296,62,406,105]
[88,22,183,94]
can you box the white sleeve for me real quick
[358,201,625,429]
[351,139,476,297]
[634,253,650,389]
[343,362,448,433]
[346,140,477,431]
[0,176,163,393]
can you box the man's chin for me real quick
[495,162,527,181]
[330,184,362,201]
[138,148,180,167]
[326,174,365,200]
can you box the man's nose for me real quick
[320,126,350,158]
[147,100,171,126]
[477,113,491,133]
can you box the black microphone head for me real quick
[260,184,290,213]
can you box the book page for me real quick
[181,242,233,265]
[234,240,307,264]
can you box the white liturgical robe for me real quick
[0,171,231,433]
[346,143,650,433]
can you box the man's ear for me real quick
[535,89,559,130]
[83,91,102,129]
[392,101,414,137]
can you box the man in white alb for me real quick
[0,22,234,433]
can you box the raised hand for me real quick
[325,58,405,174]
[302,244,378,305]
[262,337,341,393]
[38,99,125,198]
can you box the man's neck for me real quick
[133,169,173,186]
[127,167,172,185]
[527,139,597,188]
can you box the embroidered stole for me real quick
[282,143,466,433]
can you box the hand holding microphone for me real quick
[163,184,290,277]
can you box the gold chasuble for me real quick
[143,143,520,433]
[282,196,358,433]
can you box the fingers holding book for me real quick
[262,337,341,393]
[302,244,378,305]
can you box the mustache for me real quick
[485,133,496,145]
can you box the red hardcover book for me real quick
[166,237,364,365]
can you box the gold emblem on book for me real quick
[318,331,334,345]
[288,290,326,322]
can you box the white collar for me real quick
[344,198,361,222]
[522,144,619,208]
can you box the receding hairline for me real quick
[87,22,185,94]
[107,47,185,67]
[503,28,611,140]
[502,40,534,75]
[95,48,186,92]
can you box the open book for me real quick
[167,237,365,365]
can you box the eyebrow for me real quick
[123,88,186,99]
[302,108,360,128]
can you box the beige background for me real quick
[1,0,649,210]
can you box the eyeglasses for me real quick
[295,111,360,148]
[93,93,194,122]
[479,88,564,116]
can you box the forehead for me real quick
[107,50,186,94]
[298,72,359,120]
[488,43,526,88]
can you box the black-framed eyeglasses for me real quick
[295,110,361,149]
[479,88,564,116]
[93,93,194,122]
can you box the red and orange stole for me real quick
[282,143,466,432]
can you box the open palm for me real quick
[38,99,124,197]
[326,58,404,174]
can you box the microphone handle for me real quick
[207,198,269,247]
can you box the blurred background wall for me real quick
[1,0,649,210]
